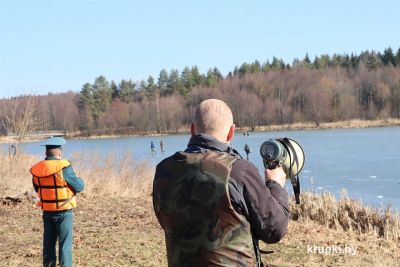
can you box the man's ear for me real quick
[226,124,235,142]
[190,123,196,136]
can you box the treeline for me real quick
[1,48,400,136]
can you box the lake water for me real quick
[2,127,400,210]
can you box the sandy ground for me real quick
[1,194,399,267]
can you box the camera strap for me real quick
[279,138,301,204]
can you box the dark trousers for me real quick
[43,210,74,267]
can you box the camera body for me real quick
[260,140,287,170]
[260,138,305,204]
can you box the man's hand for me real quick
[265,167,286,188]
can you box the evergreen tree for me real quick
[80,83,94,107]
[167,69,182,94]
[292,58,300,68]
[145,75,157,97]
[302,53,312,69]
[238,63,251,76]
[111,80,118,99]
[331,54,342,68]
[212,67,223,80]
[251,60,261,73]
[395,48,400,66]
[381,47,395,66]
[78,83,95,130]
[314,54,330,69]
[119,79,136,103]
[158,69,169,93]
[92,76,112,124]
[261,61,271,72]
[206,68,219,87]
[191,65,204,87]
[139,80,147,91]
[350,53,358,68]
[233,66,239,76]
[304,53,311,64]
[341,54,351,68]
[181,66,194,94]
[271,57,284,70]
[147,76,156,89]
[362,51,382,70]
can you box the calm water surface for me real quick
[3,127,400,210]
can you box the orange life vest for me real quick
[31,159,77,211]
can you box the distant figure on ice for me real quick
[9,144,17,158]
[244,143,251,160]
[151,141,156,153]
[160,140,165,152]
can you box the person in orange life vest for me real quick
[31,137,84,267]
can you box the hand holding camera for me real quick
[265,167,286,188]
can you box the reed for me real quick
[70,151,154,197]
[290,189,400,242]
[0,150,39,196]
[0,150,154,198]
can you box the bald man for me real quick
[153,99,289,267]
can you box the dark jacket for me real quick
[185,134,289,244]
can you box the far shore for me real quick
[1,118,400,144]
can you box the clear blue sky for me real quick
[0,0,399,98]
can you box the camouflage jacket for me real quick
[153,134,289,267]
[153,151,255,266]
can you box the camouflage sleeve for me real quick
[229,159,289,244]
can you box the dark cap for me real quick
[41,137,66,149]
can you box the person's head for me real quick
[41,137,66,158]
[45,145,62,158]
[191,99,235,143]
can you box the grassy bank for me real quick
[1,118,400,144]
[1,153,399,266]
[248,118,400,132]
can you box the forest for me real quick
[1,47,400,136]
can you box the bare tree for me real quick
[0,96,37,163]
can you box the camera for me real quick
[260,138,305,204]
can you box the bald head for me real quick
[192,99,235,142]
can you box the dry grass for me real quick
[1,152,399,266]
[266,191,400,267]
[290,190,400,242]
[0,151,159,267]
[0,150,154,198]
[69,151,154,198]
[0,150,40,196]
[248,118,400,132]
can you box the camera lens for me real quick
[260,140,281,160]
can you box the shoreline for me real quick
[1,118,399,144]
